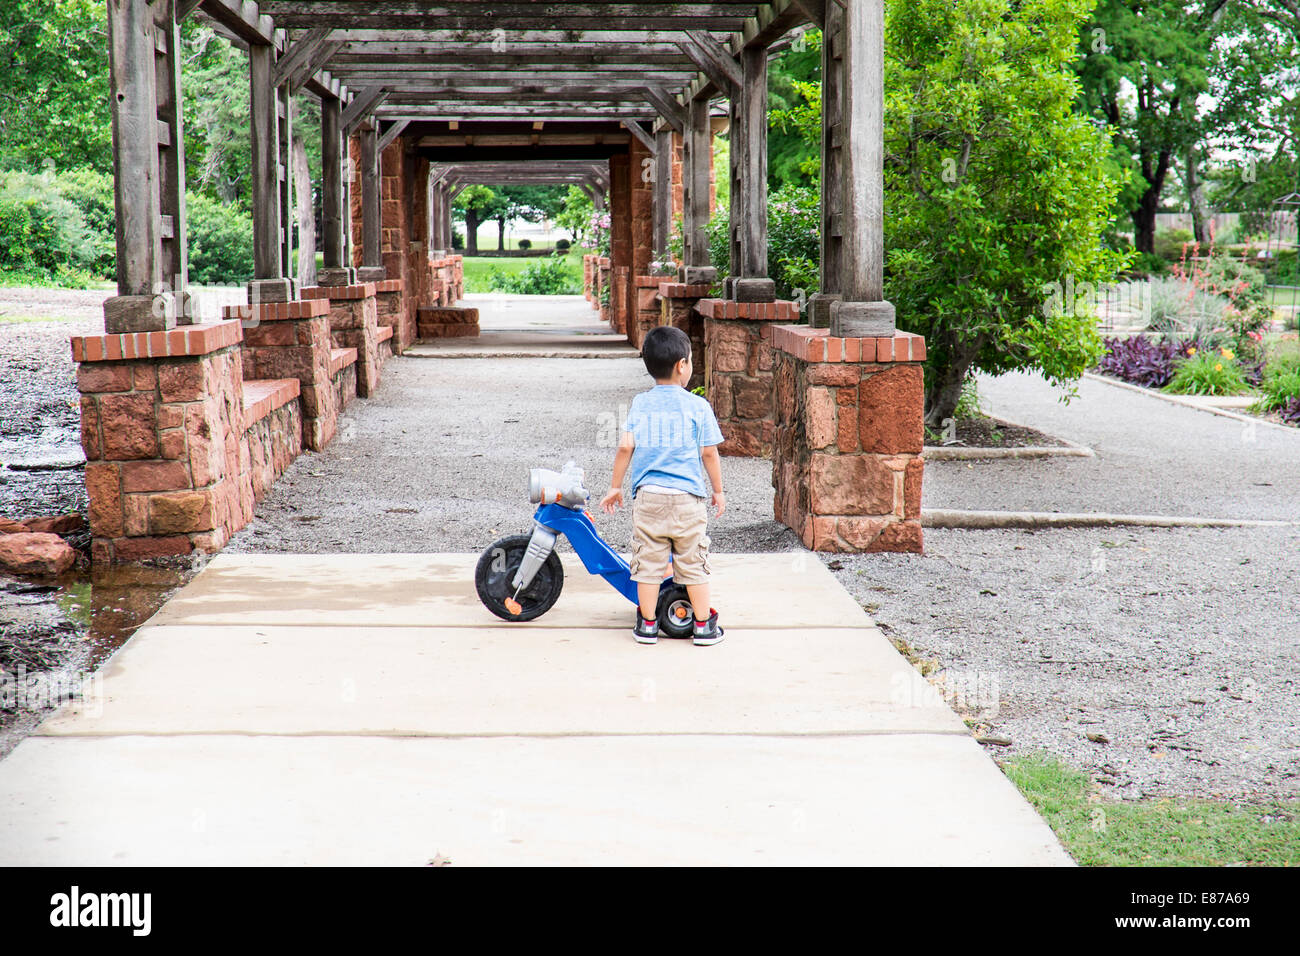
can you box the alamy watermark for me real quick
[0,665,103,718]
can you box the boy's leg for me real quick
[684,583,711,622]
[637,583,659,622]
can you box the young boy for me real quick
[599,325,726,646]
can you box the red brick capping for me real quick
[72,320,243,363]
[329,347,358,377]
[221,299,330,323]
[299,283,378,301]
[241,378,300,428]
[772,325,927,364]
[658,282,713,298]
[375,325,394,343]
[373,278,404,293]
[633,275,665,288]
[695,298,801,321]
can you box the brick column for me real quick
[583,254,595,303]
[597,258,611,320]
[611,266,630,336]
[373,278,410,352]
[629,276,664,349]
[657,282,710,389]
[229,298,337,450]
[73,321,252,563]
[697,298,800,457]
[771,326,926,553]
[300,283,381,398]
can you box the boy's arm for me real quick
[700,444,726,517]
[599,430,636,513]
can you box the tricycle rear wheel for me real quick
[656,583,696,640]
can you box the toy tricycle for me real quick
[475,461,697,639]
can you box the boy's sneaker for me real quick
[633,615,659,644]
[692,609,724,646]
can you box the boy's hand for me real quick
[600,487,624,514]
[711,491,726,518]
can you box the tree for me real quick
[554,184,594,243]
[0,0,111,172]
[452,185,504,254]
[884,0,1129,424]
[1075,1,1229,253]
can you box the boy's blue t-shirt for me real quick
[622,384,723,498]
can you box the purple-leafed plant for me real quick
[1096,336,1185,388]
[1281,397,1300,427]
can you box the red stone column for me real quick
[373,278,410,352]
[657,282,710,389]
[629,276,664,349]
[630,137,654,278]
[771,326,926,553]
[698,298,801,457]
[73,321,254,563]
[300,283,381,398]
[230,298,336,451]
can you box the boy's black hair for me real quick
[641,325,692,379]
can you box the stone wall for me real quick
[771,326,926,554]
[300,283,381,398]
[73,321,300,563]
[657,282,710,390]
[698,298,800,457]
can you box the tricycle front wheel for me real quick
[475,534,565,621]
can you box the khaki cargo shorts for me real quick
[629,490,711,585]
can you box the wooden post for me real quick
[318,93,352,285]
[733,45,775,302]
[248,42,291,302]
[153,0,189,324]
[360,123,382,270]
[277,81,293,291]
[653,127,673,264]
[809,0,845,328]
[828,0,895,336]
[680,94,716,284]
[103,0,165,332]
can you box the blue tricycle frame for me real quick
[474,499,696,639]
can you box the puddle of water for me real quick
[2,565,190,671]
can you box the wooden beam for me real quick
[341,86,389,132]
[679,30,742,95]
[256,4,759,32]
[640,86,686,132]
[788,0,825,28]
[621,120,656,154]
[377,119,409,153]
[273,27,332,87]
[178,0,204,20]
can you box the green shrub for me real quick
[487,254,580,295]
[1163,348,1251,396]
[1251,356,1300,414]
[451,229,464,250]
[555,238,571,252]
[1124,251,1168,277]
[0,170,101,279]
[53,168,115,277]
[517,238,532,250]
[703,182,820,301]
[186,193,253,285]
[1153,227,1194,262]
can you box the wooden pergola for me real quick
[104,0,892,335]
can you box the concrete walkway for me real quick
[923,370,1300,521]
[0,550,1070,865]
[407,294,639,358]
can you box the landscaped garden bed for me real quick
[1093,244,1300,427]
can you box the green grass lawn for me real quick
[461,251,592,293]
[1002,752,1300,866]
